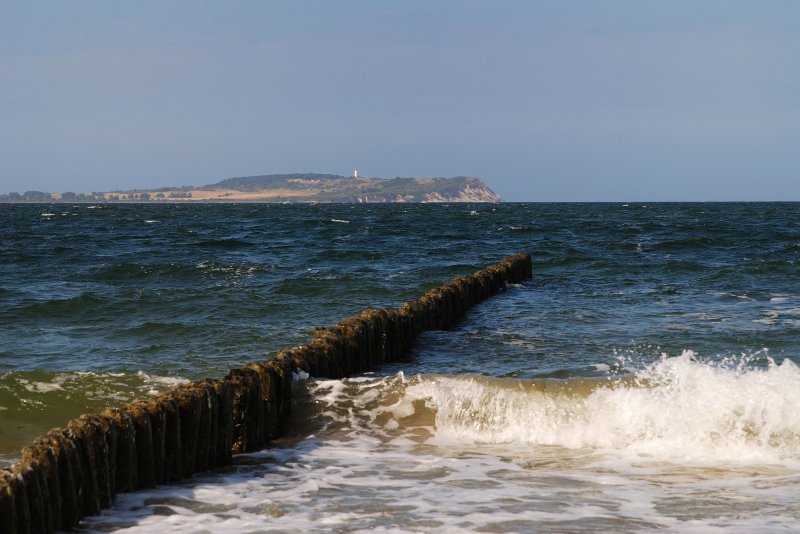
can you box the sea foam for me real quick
[76,358,800,533]
[405,351,800,464]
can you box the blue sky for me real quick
[1,1,798,201]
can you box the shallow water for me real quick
[1,202,799,531]
[77,360,800,532]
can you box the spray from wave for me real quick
[399,351,800,463]
[309,352,800,465]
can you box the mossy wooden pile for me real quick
[0,253,532,533]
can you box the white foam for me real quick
[5,370,190,407]
[79,364,800,532]
[293,370,310,382]
[409,352,800,464]
[136,371,189,394]
[21,379,63,393]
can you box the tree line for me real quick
[0,191,193,202]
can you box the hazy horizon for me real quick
[1,1,798,201]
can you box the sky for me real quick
[0,1,798,201]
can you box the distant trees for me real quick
[0,185,204,203]
[0,189,191,202]
[61,192,100,201]
[23,191,52,201]
[0,191,54,201]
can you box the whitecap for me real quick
[411,351,800,463]
[135,371,190,395]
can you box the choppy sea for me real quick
[1,202,799,532]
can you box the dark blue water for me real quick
[1,202,799,459]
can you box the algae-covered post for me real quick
[0,253,532,533]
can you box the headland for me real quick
[0,174,501,203]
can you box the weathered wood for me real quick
[0,469,17,534]
[100,409,137,493]
[22,441,61,532]
[212,379,233,466]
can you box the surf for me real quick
[308,351,800,465]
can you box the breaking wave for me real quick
[315,352,800,465]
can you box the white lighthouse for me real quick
[353,169,358,178]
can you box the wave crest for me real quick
[403,352,800,462]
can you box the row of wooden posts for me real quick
[0,253,532,533]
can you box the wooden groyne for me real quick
[0,253,532,533]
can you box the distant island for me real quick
[0,174,501,203]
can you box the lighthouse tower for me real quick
[353,169,358,178]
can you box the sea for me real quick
[1,202,799,532]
